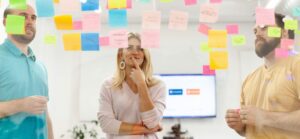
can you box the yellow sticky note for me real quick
[108,0,126,9]
[200,42,212,52]
[231,35,246,46]
[209,51,228,70]
[267,27,281,38]
[208,30,227,48]
[284,19,298,30]
[54,15,73,30]
[160,0,173,2]
[63,33,81,51]
[53,0,59,3]
[44,34,57,45]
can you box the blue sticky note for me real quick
[293,7,300,17]
[108,9,128,27]
[36,0,54,17]
[81,33,99,51]
[81,0,99,11]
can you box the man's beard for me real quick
[255,37,280,58]
[11,26,36,44]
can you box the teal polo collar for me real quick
[3,39,36,61]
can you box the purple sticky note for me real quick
[275,48,289,58]
[99,36,110,46]
[184,0,197,6]
[280,38,294,50]
[226,24,239,34]
[256,7,275,25]
[198,23,211,35]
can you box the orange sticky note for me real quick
[209,51,228,70]
[54,15,73,30]
[108,0,127,9]
[208,30,227,48]
[53,0,59,3]
[63,33,81,51]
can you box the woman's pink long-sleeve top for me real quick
[98,77,166,139]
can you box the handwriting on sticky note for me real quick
[232,35,246,46]
[142,11,161,29]
[168,10,189,31]
[141,30,160,48]
[82,13,100,32]
[256,7,275,25]
[267,27,281,38]
[109,29,128,48]
[199,4,219,23]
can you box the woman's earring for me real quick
[119,60,126,70]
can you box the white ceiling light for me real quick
[265,0,281,9]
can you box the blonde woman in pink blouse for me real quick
[98,32,166,139]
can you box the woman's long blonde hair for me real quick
[112,33,159,88]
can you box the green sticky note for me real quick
[9,0,27,10]
[200,42,212,52]
[6,15,25,34]
[295,30,300,35]
[268,27,281,38]
[232,35,246,46]
[44,35,57,45]
[160,0,173,2]
[284,19,298,30]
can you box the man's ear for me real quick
[3,18,6,26]
[281,29,289,39]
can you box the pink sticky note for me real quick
[199,4,219,23]
[198,23,211,35]
[99,36,110,46]
[109,29,128,48]
[226,24,239,34]
[142,11,161,30]
[203,65,215,75]
[210,0,222,3]
[256,7,275,25]
[184,0,197,6]
[82,13,100,32]
[141,30,160,48]
[275,48,289,58]
[73,21,82,30]
[60,0,80,14]
[168,10,189,31]
[280,38,294,50]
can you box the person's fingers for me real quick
[131,57,141,70]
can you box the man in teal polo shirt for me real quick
[0,5,53,139]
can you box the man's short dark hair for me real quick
[275,13,295,39]
[3,7,13,19]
